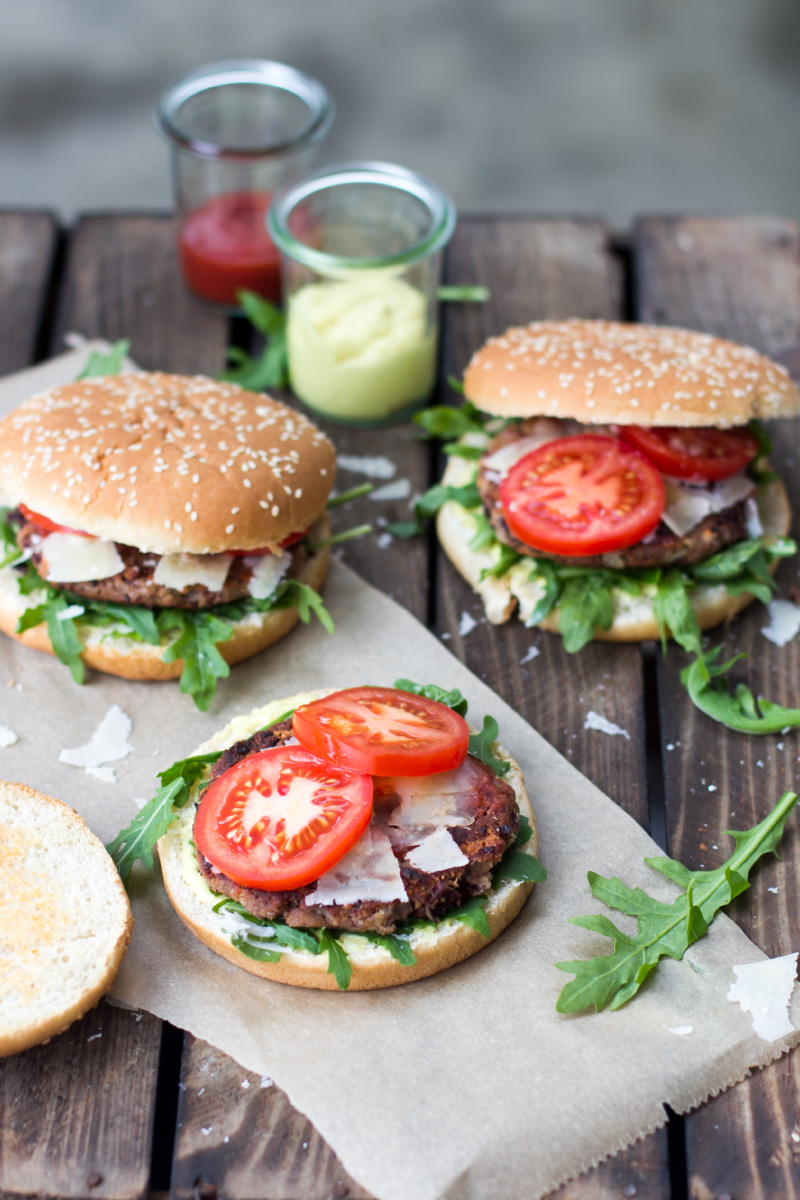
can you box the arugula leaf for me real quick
[444,442,484,461]
[468,715,510,776]
[318,929,352,990]
[213,900,322,954]
[556,789,797,1013]
[326,483,373,507]
[680,647,800,734]
[106,751,220,884]
[447,374,465,395]
[452,895,491,938]
[156,609,233,712]
[360,932,417,965]
[524,560,561,626]
[653,569,703,659]
[218,290,288,390]
[480,542,520,580]
[436,285,490,302]
[748,419,772,458]
[81,601,160,644]
[231,931,282,963]
[0,509,20,567]
[492,843,547,887]
[467,509,498,551]
[387,482,482,539]
[557,575,615,653]
[306,524,372,553]
[76,339,130,380]
[413,401,488,442]
[393,678,469,717]
[44,595,86,684]
[265,579,335,634]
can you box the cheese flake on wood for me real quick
[306,827,408,906]
[41,532,124,583]
[761,599,800,647]
[153,552,233,592]
[245,550,291,600]
[405,827,469,872]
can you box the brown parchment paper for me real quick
[2,348,799,1200]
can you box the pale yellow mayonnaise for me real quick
[286,277,437,422]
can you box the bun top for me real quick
[0,373,337,554]
[463,319,800,428]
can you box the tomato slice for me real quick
[18,503,89,537]
[618,425,759,482]
[228,526,310,557]
[498,435,665,556]
[194,746,373,890]
[292,687,470,777]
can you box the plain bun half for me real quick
[0,781,132,1057]
[464,319,800,428]
[158,693,537,991]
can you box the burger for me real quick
[434,320,800,649]
[149,684,541,990]
[0,372,336,709]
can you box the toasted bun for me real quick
[0,519,330,681]
[0,372,336,554]
[0,781,132,1057]
[436,462,791,641]
[464,319,800,427]
[158,691,537,990]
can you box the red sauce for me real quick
[178,191,282,306]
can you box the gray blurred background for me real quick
[1,0,799,228]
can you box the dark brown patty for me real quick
[196,726,520,935]
[12,510,304,609]
[476,421,749,570]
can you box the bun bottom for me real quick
[158,693,538,990]
[0,519,330,681]
[0,781,132,1057]
[436,475,791,642]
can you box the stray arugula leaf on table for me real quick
[218,289,288,390]
[556,790,797,1013]
[76,339,130,380]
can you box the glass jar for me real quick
[268,161,456,427]
[156,60,334,308]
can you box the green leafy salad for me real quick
[396,399,800,735]
[107,680,546,991]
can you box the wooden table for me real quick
[2,210,800,1200]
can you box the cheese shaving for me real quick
[41,531,124,583]
[0,725,18,747]
[727,953,798,1041]
[761,599,800,648]
[153,552,233,593]
[374,758,482,847]
[245,550,291,600]
[59,704,133,770]
[661,474,754,538]
[405,828,469,872]
[583,711,630,739]
[307,827,408,906]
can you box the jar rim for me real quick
[268,161,457,271]
[155,59,334,160]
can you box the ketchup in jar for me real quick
[179,191,282,306]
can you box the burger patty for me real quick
[11,510,304,609]
[196,722,520,935]
[476,421,749,570]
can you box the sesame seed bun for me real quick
[464,319,800,428]
[158,691,537,991]
[0,519,331,681]
[0,373,336,554]
[0,780,132,1057]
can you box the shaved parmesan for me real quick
[59,704,133,771]
[728,953,798,1041]
[153,552,233,592]
[307,827,408,906]
[405,827,468,872]
[761,599,800,647]
[337,454,396,479]
[481,420,599,476]
[0,725,18,747]
[374,758,482,848]
[661,474,754,537]
[583,711,630,739]
[41,532,124,583]
[745,497,764,538]
[245,550,291,600]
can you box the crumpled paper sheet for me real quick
[2,348,799,1200]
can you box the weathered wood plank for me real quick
[0,211,165,1200]
[171,1037,372,1200]
[0,1005,162,1200]
[52,213,228,376]
[0,210,58,373]
[437,218,670,1198]
[635,214,800,1200]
